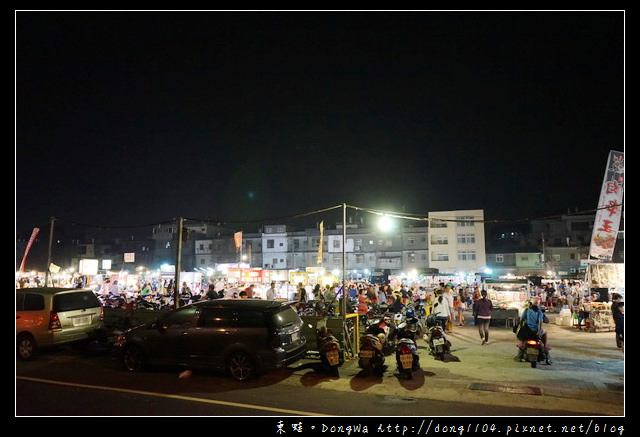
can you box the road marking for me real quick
[17,376,330,416]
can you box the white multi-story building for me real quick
[428,209,487,276]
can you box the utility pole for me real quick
[174,217,183,309]
[45,217,55,287]
[342,203,347,317]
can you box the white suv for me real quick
[16,287,104,360]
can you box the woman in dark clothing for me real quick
[473,290,493,345]
[611,293,624,348]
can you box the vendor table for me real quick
[489,309,519,327]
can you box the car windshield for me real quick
[271,305,301,329]
[53,291,102,312]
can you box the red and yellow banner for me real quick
[589,150,624,260]
[233,231,243,253]
[317,221,324,264]
[19,227,40,272]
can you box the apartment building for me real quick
[427,209,487,276]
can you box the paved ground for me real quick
[286,315,625,416]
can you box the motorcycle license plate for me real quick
[326,350,340,366]
[526,348,538,356]
[360,349,374,359]
[399,353,413,369]
[433,338,445,346]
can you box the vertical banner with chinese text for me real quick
[589,150,624,260]
[233,231,243,253]
[317,221,324,264]
[19,227,40,272]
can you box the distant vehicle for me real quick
[370,269,390,285]
[114,299,307,381]
[16,287,104,360]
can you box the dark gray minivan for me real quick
[114,299,306,381]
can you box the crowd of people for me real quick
[16,273,622,337]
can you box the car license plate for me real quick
[72,315,91,327]
[326,350,340,366]
[360,349,374,359]
[433,338,445,346]
[399,353,413,369]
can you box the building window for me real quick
[458,251,476,261]
[267,239,274,249]
[433,253,449,262]
[496,254,504,263]
[457,234,476,244]
[456,216,475,227]
[433,236,448,245]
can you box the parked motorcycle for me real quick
[316,324,342,376]
[358,333,385,377]
[395,322,420,379]
[404,307,425,338]
[424,315,451,360]
[365,313,397,355]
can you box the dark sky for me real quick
[16,11,624,233]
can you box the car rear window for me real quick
[53,291,102,312]
[271,305,302,329]
[235,310,266,328]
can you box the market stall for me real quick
[582,263,624,332]
[483,278,531,326]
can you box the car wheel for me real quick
[17,333,37,360]
[227,351,256,381]
[122,345,146,372]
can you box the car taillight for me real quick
[48,312,61,330]
[271,332,282,348]
[399,344,412,354]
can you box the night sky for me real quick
[16,11,624,233]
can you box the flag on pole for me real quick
[234,231,243,253]
[19,227,40,272]
[317,221,324,264]
[589,150,624,260]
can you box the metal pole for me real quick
[45,217,55,287]
[174,217,183,309]
[342,203,347,316]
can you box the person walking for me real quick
[611,293,624,348]
[473,290,493,345]
[431,290,450,332]
[456,287,467,326]
[443,285,455,332]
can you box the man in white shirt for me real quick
[266,282,277,300]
